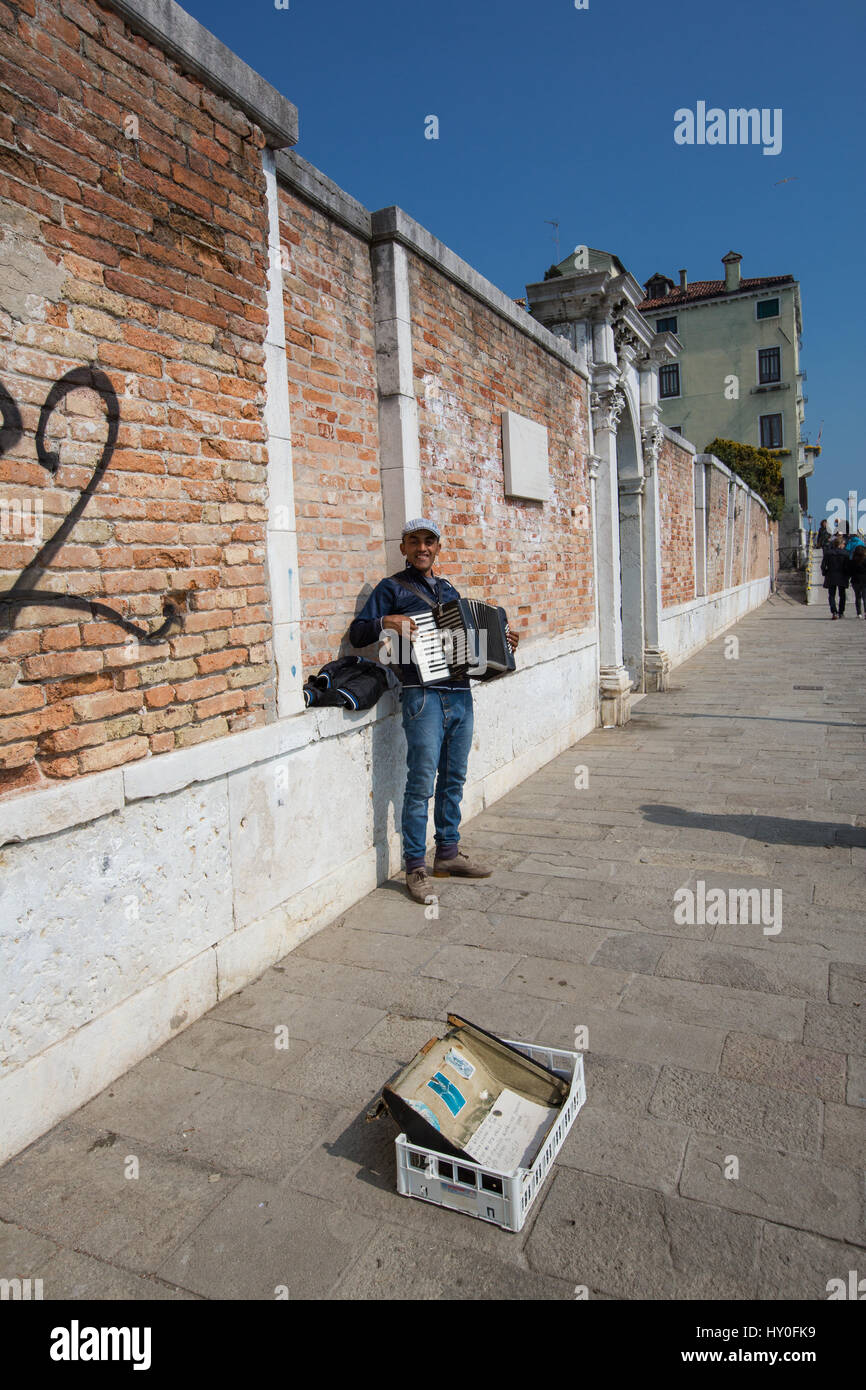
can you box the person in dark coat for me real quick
[821,536,851,619]
[815,518,830,550]
[850,544,866,617]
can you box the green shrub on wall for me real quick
[704,437,785,521]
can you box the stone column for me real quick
[370,235,421,573]
[618,474,645,689]
[262,148,305,718]
[640,420,670,692]
[591,387,632,726]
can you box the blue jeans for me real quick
[400,686,474,868]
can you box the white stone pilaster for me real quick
[262,148,304,718]
[590,388,631,723]
[640,418,669,690]
[724,478,736,590]
[371,241,421,572]
[694,458,708,598]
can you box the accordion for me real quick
[409,599,516,685]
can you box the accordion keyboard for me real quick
[409,610,455,684]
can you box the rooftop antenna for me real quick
[545,219,560,264]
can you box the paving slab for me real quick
[270,1045,403,1110]
[474,913,610,962]
[679,1134,864,1244]
[525,1168,762,1300]
[0,1217,60,1274]
[847,1055,866,1107]
[420,941,523,990]
[538,1001,726,1073]
[158,1180,376,1300]
[589,931,668,974]
[500,956,631,1008]
[0,1121,240,1274]
[821,1101,866,1169]
[295,927,441,974]
[653,940,829,1000]
[757,1222,866,1300]
[442,985,552,1040]
[804,1002,866,1056]
[34,1250,199,1301]
[556,1107,689,1194]
[333,1225,574,1300]
[155,1017,312,1089]
[581,1052,661,1115]
[212,979,388,1042]
[648,1064,821,1155]
[620,975,806,1039]
[719,1032,847,1102]
[829,961,866,1007]
[264,958,458,1019]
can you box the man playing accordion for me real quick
[349,518,519,903]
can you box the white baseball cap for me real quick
[401,517,441,539]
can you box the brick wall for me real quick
[277,186,383,674]
[408,253,593,639]
[748,505,772,582]
[658,436,695,607]
[0,0,276,797]
[705,466,730,594]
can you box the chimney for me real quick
[722,251,742,292]
[679,268,687,290]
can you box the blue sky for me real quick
[182,0,865,517]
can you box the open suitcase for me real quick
[372,1013,586,1232]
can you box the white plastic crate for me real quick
[394,1040,585,1232]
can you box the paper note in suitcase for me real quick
[462,1087,559,1172]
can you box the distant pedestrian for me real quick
[850,544,866,617]
[821,536,851,619]
[815,518,830,549]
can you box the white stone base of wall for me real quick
[660,577,771,668]
[0,627,600,1164]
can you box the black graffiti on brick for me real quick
[0,366,179,645]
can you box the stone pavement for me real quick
[1,594,864,1300]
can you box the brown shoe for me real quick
[432,849,492,878]
[405,866,435,903]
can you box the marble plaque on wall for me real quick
[502,409,550,501]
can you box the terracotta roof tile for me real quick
[640,275,794,311]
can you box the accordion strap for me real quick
[391,572,440,611]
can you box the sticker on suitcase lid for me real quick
[426,1071,466,1116]
[407,1099,441,1131]
[443,1047,475,1080]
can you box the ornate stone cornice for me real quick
[614,322,641,364]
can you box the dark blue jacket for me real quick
[348,566,470,689]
